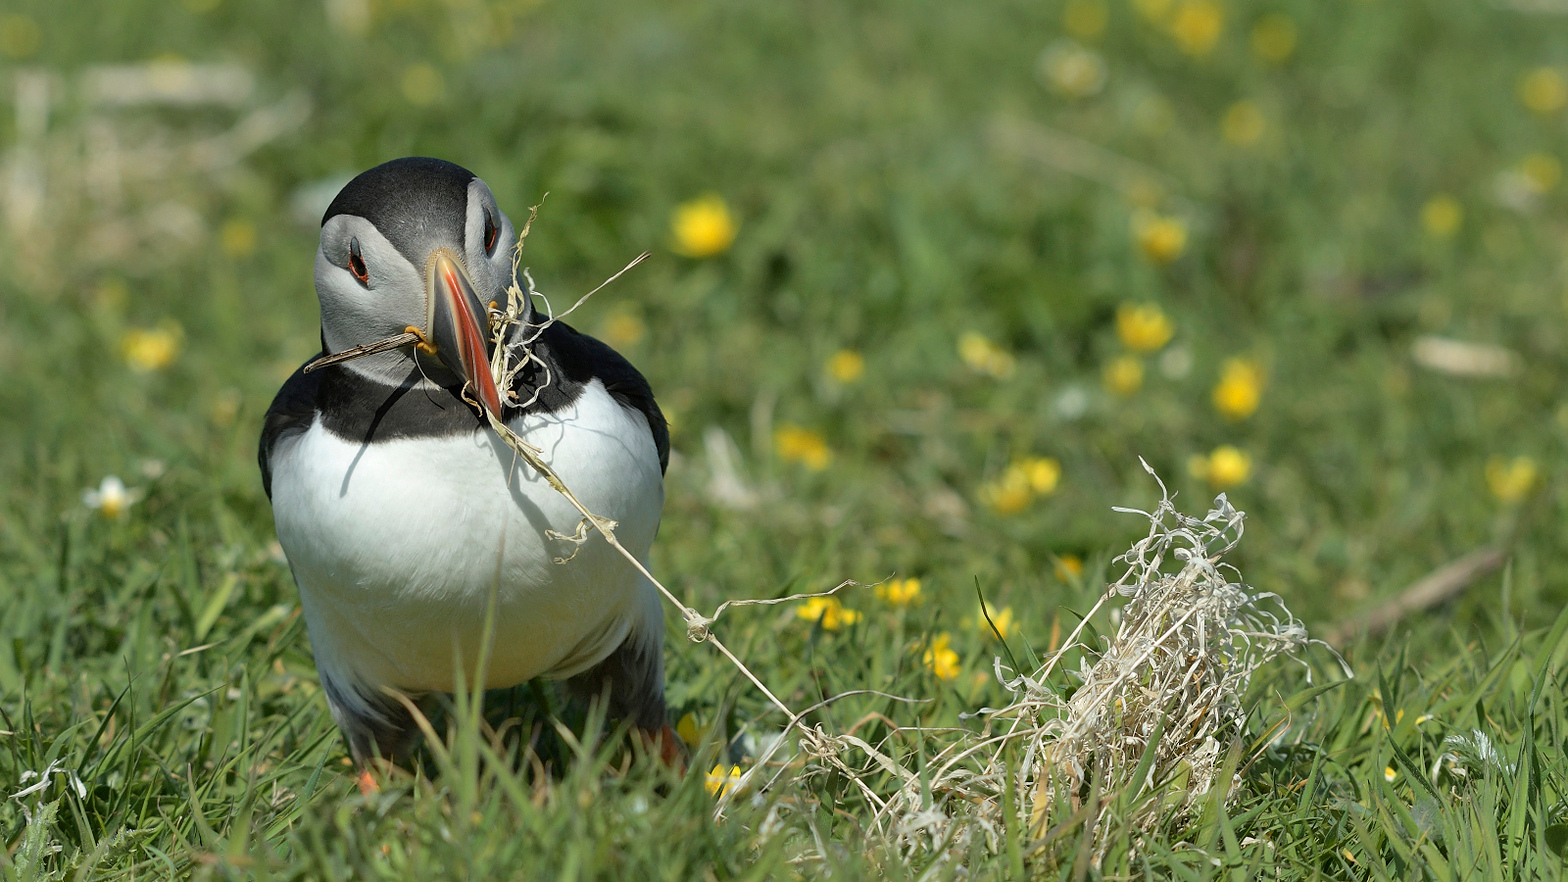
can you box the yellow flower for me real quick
[1486,456,1538,503]
[1022,456,1061,495]
[1519,67,1568,115]
[1250,13,1296,63]
[671,194,737,258]
[602,311,646,348]
[980,457,1060,515]
[82,476,142,519]
[923,632,961,681]
[1212,357,1264,420]
[876,577,923,607]
[1116,302,1175,352]
[1383,766,1397,783]
[121,322,183,372]
[796,596,863,631]
[401,63,445,106]
[1132,211,1188,264]
[1420,195,1463,239]
[1189,445,1252,490]
[1221,101,1265,146]
[1103,355,1144,396]
[1063,0,1108,38]
[775,424,832,471]
[958,331,1017,379]
[219,218,256,257]
[705,764,743,797]
[1169,0,1223,57]
[1039,41,1107,99]
[976,602,1015,640]
[979,468,1033,515]
[826,349,865,383]
[676,712,706,747]
[1520,153,1562,193]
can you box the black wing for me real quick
[532,323,670,474]
[258,356,323,499]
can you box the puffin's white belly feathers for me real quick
[269,379,663,699]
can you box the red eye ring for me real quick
[348,238,369,285]
[483,213,498,255]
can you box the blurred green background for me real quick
[5,0,1568,875]
[7,0,1566,630]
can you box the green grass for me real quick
[5,0,1568,876]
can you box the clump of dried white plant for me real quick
[791,461,1325,870]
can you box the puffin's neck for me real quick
[315,359,485,444]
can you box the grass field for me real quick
[6,0,1568,876]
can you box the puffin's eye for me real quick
[483,212,499,256]
[348,237,369,285]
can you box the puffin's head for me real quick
[315,157,519,413]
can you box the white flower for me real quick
[82,476,142,518]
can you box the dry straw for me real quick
[789,463,1331,870]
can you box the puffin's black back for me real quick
[258,321,671,499]
[321,157,477,264]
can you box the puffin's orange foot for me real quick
[356,768,381,796]
[639,724,687,774]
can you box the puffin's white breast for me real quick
[269,379,663,695]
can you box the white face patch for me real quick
[315,216,428,362]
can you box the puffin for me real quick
[259,157,674,782]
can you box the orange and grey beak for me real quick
[426,249,503,416]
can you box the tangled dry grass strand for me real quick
[1029,466,1316,842]
[796,462,1321,870]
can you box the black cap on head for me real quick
[322,157,477,264]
